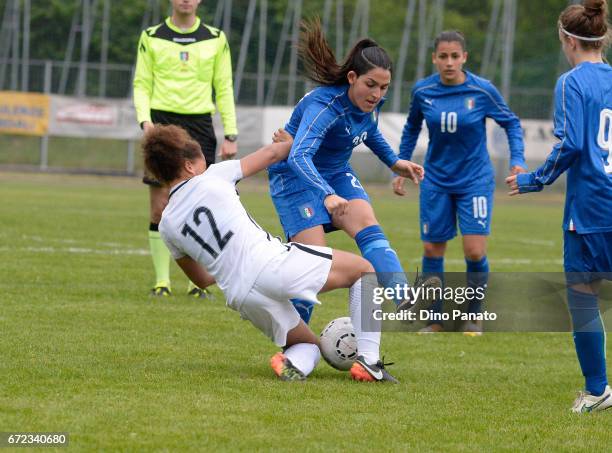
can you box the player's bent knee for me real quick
[464,248,486,262]
[423,242,446,257]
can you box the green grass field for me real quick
[1,172,610,451]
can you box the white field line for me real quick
[0,245,149,256]
[408,258,563,266]
[4,235,563,264]
[514,238,556,247]
[1,245,563,265]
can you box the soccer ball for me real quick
[319,317,358,371]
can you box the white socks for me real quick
[284,342,320,376]
[349,278,381,365]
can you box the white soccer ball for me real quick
[319,317,358,371]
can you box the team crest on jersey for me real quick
[465,97,475,110]
[300,204,314,219]
[179,51,189,62]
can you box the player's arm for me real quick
[213,31,238,137]
[398,88,425,161]
[133,30,154,126]
[393,89,425,195]
[507,77,582,196]
[159,230,216,288]
[175,256,216,289]
[484,82,526,174]
[287,101,338,197]
[240,141,293,178]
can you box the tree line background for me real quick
[1,0,607,116]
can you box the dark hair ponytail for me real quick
[298,18,392,86]
[434,30,467,52]
[559,0,611,50]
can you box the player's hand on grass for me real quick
[509,165,527,176]
[392,176,407,196]
[391,160,424,185]
[324,194,349,217]
[505,175,520,196]
[272,128,293,145]
[220,140,238,161]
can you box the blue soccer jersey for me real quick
[399,71,525,193]
[268,85,399,196]
[517,62,612,234]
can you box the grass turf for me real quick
[1,172,610,451]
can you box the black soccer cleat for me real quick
[350,355,399,384]
[187,287,215,300]
[396,270,442,314]
[150,286,171,297]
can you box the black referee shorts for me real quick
[143,109,218,186]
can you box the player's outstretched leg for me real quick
[320,249,399,383]
[347,279,398,384]
[339,204,440,313]
[354,224,409,304]
[270,320,320,382]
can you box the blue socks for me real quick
[292,225,406,323]
[466,256,489,315]
[419,255,488,325]
[355,225,407,305]
[423,256,445,325]
[567,288,608,396]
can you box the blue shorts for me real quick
[564,230,612,284]
[419,186,494,242]
[269,169,370,240]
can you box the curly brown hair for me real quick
[142,124,204,184]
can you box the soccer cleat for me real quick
[270,352,306,382]
[150,286,171,297]
[187,287,215,300]
[396,270,442,314]
[350,356,399,384]
[571,386,612,413]
[461,321,483,337]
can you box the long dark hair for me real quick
[142,124,203,184]
[559,0,611,50]
[298,18,392,86]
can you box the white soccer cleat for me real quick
[571,385,612,413]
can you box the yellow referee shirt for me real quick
[133,17,237,135]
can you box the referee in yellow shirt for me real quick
[133,0,238,298]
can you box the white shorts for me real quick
[234,243,333,347]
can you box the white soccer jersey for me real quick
[159,161,289,305]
